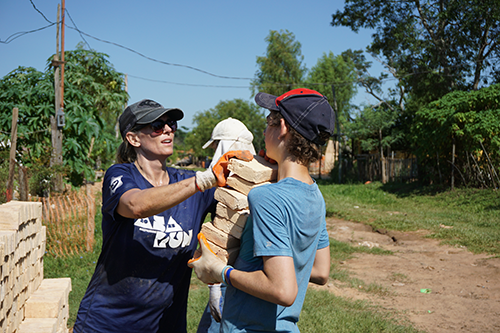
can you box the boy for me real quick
[189,88,334,332]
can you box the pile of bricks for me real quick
[0,201,71,333]
[201,155,278,265]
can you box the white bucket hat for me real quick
[203,118,256,169]
[202,118,254,149]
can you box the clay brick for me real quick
[214,187,248,211]
[213,216,244,239]
[216,203,248,228]
[228,155,278,183]
[226,174,270,196]
[206,240,240,266]
[36,278,72,300]
[18,318,58,333]
[201,222,240,249]
[24,278,71,319]
[0,231,17,254]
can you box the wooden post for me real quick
[451,137,456,190]
[86,183,95,251]
[19,166,28,201]
[51,4,64,192]
[6,107,19,202]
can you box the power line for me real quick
[4,2,496,89]
[65,9,91,50]
[0,23,56,44]
[29,0,51,24]
[24,1,254,80]
[127,74,250,88]
[67,27,253,80]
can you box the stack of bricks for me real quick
[0,201,72,333]
[200,155,278,265]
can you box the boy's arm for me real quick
[309,246,330,285]
[230,255,298,307]
[188,237,298,307]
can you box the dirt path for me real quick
[315,218,500,333]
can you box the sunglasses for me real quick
[136,118,178,134]
[151,118,177,134]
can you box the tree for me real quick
[306,51,358,126]
[346,103,403,179]
[186,99,266,159]
[251,30,306,97]
[0,46,128,193]
[61,46,128,183]
[412,84,500,187]
[331,0,500,108]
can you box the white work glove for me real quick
[208,284,223,322]
[187,233,226,284]
[195,169,217,192]
[195,150,253,191]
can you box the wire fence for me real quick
[30,186,96,257]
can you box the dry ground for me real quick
[314,218,500,333]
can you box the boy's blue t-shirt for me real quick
[221,177,329,333]
[73,163,216,333]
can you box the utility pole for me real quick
[50,3,64,193]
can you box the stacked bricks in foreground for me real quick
[0,201,71,333]
[201,155,278,265]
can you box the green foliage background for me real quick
[0,46,128,193]
[413,84,500,186]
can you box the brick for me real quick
[201,222,239,249]
[24,278,71,319]
[36,278,72,300]
[209,240,239,266]
[226,174,270,196]
[0,231,17,255]
[2,202,42,227]
[0,204,21,230]
[228,155,278,183]
[18,318,58,333]
[213,216,244,239]
[216,203,248,228]
[214,188,248,211]
[0,242,4,266]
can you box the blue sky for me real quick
[0,0,386,129]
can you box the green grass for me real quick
[319,181,500,254]
[44,182,500,331]
[299,289,424,333]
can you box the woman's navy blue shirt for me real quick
[74,163,216,333]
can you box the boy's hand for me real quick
[188,233,226,284]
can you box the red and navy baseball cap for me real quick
[255,88,335,145]
[119,99,184,139]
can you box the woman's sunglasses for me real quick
[136,119,178,134]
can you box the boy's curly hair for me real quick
[267,111,322,165]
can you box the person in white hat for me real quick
[198,117,256,333]
[203,117,256,170]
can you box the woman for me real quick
[74,99,219,333]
